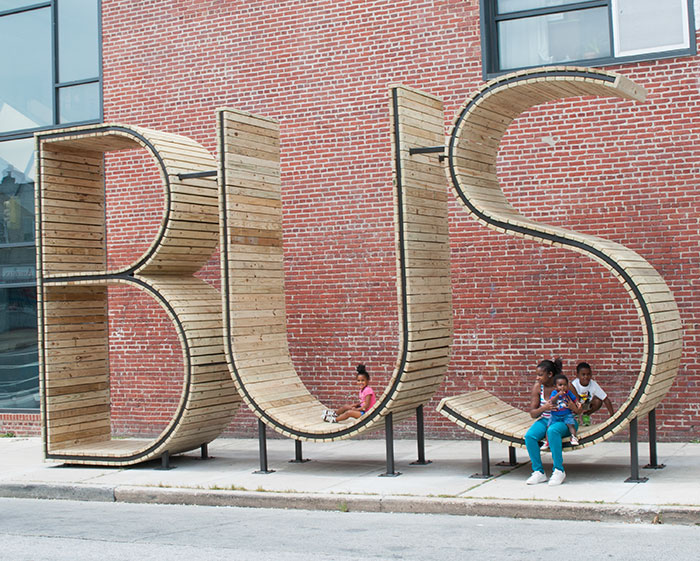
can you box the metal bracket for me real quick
[175,170,217,181]
[408,146,445,162]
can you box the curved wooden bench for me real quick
[437,67,682,460]
[218,86,452,449]
[37,124,240,466]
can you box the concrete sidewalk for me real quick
[1,437,699,525]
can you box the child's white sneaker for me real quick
[570,435,579,446]
[526,471,548,485]
[548,469,566,486]
[540,441,549,451]
[321,409,335,422]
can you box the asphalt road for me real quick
[1,498,698,560]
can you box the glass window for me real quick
[58,0,100,83]
[0,2,100,410]
[0,286,39,410]
[0,1,100,411]
[0,138,37,410]
[0,138,35,246]
[59,81,100,123]
[483,0,696,75]
[0,7,53,133]
[499,8,610,70]
[613,0,691,57]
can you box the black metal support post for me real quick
[625,417,648,483]
[410,405,432,465]
[289,440,310,463]
[496,445,518,467]
[471,437,492,479]
[157,450,174,470]
[380,413,401,477]
[198,443,212,460]
[254,419,275,474]
[644,409,665,470]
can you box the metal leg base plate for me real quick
[643,463,666,470]
[624,476,648,483]
[253,469,276,474]
[379,471,402,477]
[289,458,311,463]
[470,473,492,479]
[409,459,432,466]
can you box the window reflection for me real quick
[58,0,99,83]
[0,286,39,410]
[0,138,37,410]
[59,81,100,124]
[498,7,610,70]
[0,7,52,133]
[0,0,101,411]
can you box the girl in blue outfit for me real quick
[524,358,579,486]
[540,374,582,450]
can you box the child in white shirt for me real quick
[571,362,614,425]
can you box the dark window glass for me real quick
[483,0,695,76]
[0,138,37,410]
[58,81,100,123]
[0,138,35,246]
[58,0,99,83]
[0,286,39,410]
[498,7,610,70]
[0,7,52,133]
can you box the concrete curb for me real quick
[112,485,700,525]
[2,482,699,525]
[0,482,115,502]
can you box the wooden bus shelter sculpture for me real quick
[436,67,682,481]
[35,67,681,476]
[36,125,240,466]
[218,86,452,474]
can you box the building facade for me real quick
[1,0,699,441]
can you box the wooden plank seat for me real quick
[218,86,453,443]
[438,67,682,456]
[36,125,241,466]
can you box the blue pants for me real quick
[524,417,577,474]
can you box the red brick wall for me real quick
[8,1,699,441]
